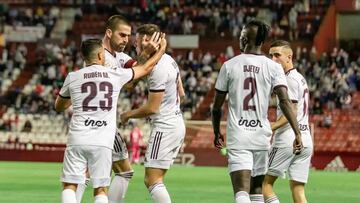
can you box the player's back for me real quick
[148,54,182,128]
[274,69,313,147]
[216,54,287,150]
[65,64,133,149]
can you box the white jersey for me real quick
[148,54,183,129]
[215,54,288,150]
[59,64,134,149]
[273,69,313,148]
[104,49,132,70]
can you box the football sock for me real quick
[265,196,280,203]
[235,191,251,203]
[148,183,171,203]
[94,194,108,203]
[76,178,90,203]
[108,171,134,203]
[61,188,77,203]
[250,194,264,203]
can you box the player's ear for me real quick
[106,29,112,38]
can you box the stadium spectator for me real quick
[21,119,32,132]
[322,113,332,128]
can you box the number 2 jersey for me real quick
[59,64,134,149]
[215,54,288,150]
[273,69,313,148]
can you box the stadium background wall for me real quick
[0,146,359,171]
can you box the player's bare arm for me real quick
[211,89,226,149]
[54,96,72,112]
[273,86,303,154]
[132,33,167,80]
[124,31,163,90]
[271,103,297,131]
[120,91,164,124]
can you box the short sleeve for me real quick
[271,63,288,92]
[215,63,229,92]
[148,65,166,92]
[116,67,134,87]
[286,76,300,103]
[59,73,71,99]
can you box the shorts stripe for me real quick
[150,132,163,159]
[268,147,278,167]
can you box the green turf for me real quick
[0,161,359,203]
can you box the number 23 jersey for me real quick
[59,64,134,149]
[215,54,288,150]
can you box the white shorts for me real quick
[227,149,268,177]
[112,130,129,162]
[61,145,112,188]
[267,147,313,183]
[144,123,185,169]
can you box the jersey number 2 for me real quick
[81,82,113,111]
[243,77,257,111]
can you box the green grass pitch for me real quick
[0,161,359,202]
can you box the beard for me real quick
[110,37,126,52]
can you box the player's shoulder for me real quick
[158,53,174,64]
[116,51,132,60]
[287,69,304,81]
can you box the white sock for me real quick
[61,188,77,203]
[265,196,280,203]
[250,194,264,203]
[108,171,134,203]
[94,194,108,203]
[149,183,171,203]
[235,191,251,203]
[76,178,90,203]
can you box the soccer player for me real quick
[262,40,313,203]
[56,36,166,203]
[211,20,303,203]
[75,15,163,203]
[120,24,185,203]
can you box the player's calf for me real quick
[290,180,308,203]
[108,160,134,203]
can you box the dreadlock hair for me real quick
[244,20,271,46]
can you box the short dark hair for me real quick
[136,24,160,36]
[270,40,291,48]
[80,38,103,61]
[106,15,130,31]
[244,20,270,46]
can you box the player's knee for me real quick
[93,187,107,196]
[112,160,132,173]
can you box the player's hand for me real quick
[142,32,162,57]
[158,33,167,53]
[293,135,303,155]
[120,112,129,125]
[214,132,225,149]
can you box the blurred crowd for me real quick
[77,0,328,40]
[1,0,360,135]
